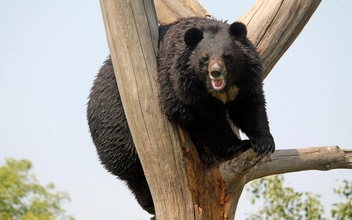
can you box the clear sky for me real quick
[1,0,351,219]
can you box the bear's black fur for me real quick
[87,17,275,216]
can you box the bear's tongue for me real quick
[212,79,225,91]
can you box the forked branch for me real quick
[99,0,352,219]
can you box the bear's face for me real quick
[184,22,249,100]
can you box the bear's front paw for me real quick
[251,134,275,155]
[214,139,252,160]
[225,139,252,159]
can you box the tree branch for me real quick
[220,146,352,188]
[99,0,348,219]
[219,146,352,218]
[154,0,209,25]
[100,0,197,219]
[237,0,321,77]
[248,147,352,181]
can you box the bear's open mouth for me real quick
[211,79,226,91]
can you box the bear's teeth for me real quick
[212,79,225,91]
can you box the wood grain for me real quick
[238,0,321,77]
[249,146,352,180]
[155,0,209,24]
[97,0,345,219]
[100,0,195,219]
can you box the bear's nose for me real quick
[210,62,222,78]
[210,70,222,78]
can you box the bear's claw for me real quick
[251,134,275,156]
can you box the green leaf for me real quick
[0,158,74,220]
[245,174,327,220]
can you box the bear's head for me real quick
[182,21,262,104]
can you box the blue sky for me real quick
[1,0,351,219]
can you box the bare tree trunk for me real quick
[154,0,210,24]
[99,0,351,219]
[99,1,196,219]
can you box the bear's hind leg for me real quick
[126,175,155,215]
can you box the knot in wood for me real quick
[324,163,331,170]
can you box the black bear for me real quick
[87,17,275,216]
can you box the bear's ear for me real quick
[184,28,203,48]
[229,22,247,40]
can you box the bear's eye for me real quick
[201,55,209,63]
[223,54,233,61]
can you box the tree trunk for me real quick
[99,0,351,219]
[154,0,210,24]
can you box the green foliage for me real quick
[331,180,352,220]
[0,158,74,220]
[246,175,352,220]
[246,175,327,220]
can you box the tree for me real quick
[246,175,327,220]
[246,175,352,220]
[331,180,352,219]
[99,0,352,219]
[0,158,74,220]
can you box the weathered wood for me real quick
[99,1,196,219]
[178,127,237,220]
[98,0,351,219]
[219,146,352,218]
[154,0,209,24]
[238,0,322,77]
[249,146,352,180]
